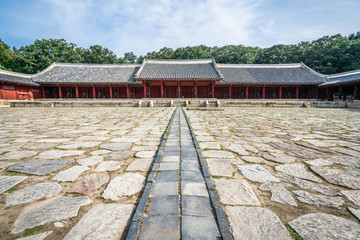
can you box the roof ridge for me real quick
[300,62,326,80]
[217,63,302,68]
[145,58,213,64]
[327,69,360,78]
[0,69,34,78]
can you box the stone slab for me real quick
[147,196,179,216]
[126,158,153,172]
[57,141,101,149]
[241,156,267,164]
[77,156,103,166]
[206,159,234,177]
[63,204,134,240]
[237,164,279,183]
[348,207,360,221]
[107,150,133,161]
[262,152,295,164]
[294,190,345,208]
[259,183,297,206]
[94,161,124,172]
[225,206,291,240]
[0,150,37,160]
[7,159,74,176]
[182,196,214,217]
[182,216,219,240]
[214,179,260,206]
[226,144,249,156]
[310,166,360,189]
[35,150,84,159]
[16,231,53,240]
[0,175,27,194]
[275,164,320,182]
[139,215,179,240]
[100,143,131,151]
[289,213,360,240]
[135,151,156,158]
[199,142,221,150]
[276,172,338,196]
[341,190,360,206]
[67,173,109,194]
[327,156,360,168]
[52,165,89,182]
[151,182,178,196]
[202,150,235,159]
[0,161,13,168]
[5,182,62,207]
[158,162,179,171]
[102,173,145,200]
[182,181,208,197]
[156,170,179,183]
[12,196,91,234]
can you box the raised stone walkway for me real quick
[127,107,226,239]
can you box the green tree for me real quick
[81,45,117,64]
[123,52,137,63]
[0,39,14,70]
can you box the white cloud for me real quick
[38,0,260,55]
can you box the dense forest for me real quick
[1,32,360,75]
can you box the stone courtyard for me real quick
[0,106,360,239]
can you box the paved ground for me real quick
[186,107,360,240]
[0,107,173,239]
[1,106,360,240]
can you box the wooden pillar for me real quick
[314,87,319,99]
[262,86,266,99]
[92,86,96,98]
[246,86,249,99]
[296,86,299,99]
[326,88,330,100]
[354,85,358,100]
[161,81,164,98]
[229,85,232,99]
[194,82,198,98]
[338,86,342,100]
[42,86,45,98]
[58,86,62,98]
[279,86,282,99]
[178,81,181,98]
[109,85,113,98]
[75,86,79,98]
[143,82,147,98]
[211,82,215,98]
[126,85,130,98]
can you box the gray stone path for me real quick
[136,108,220,240]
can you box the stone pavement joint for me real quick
[127,107,232,239]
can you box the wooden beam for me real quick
[126,85,130,98]
[338,86,342,100]
[109,85,113,98]
[143,82,147,98]
[246,86,249,99]
[211,82,215,98]
[354,85,358,100]
[194,81,198,98]
[178,81,180,98]
[92,86,96,98]
[42,86,45,98]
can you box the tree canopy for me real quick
[1,32,360,74]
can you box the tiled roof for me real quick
[218,63,326,85]
[135,58,223,80]
[0,70,39,86]
[319,70,360,87]
[32,63,141,84]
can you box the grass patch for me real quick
[204,148,210,151]
[20,157,27,160]
[77,147,83,150]
[60,148,67,151]
[212,175,222,179]
[24,226,43,237]
[286,225,303,240]
[7,186,17,193]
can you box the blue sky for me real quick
[0,0,359,57]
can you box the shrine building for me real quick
[0,58,359,100]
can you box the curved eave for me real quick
[319,79,360,87]
[0,79,40,87]
[35,82,140,85]
[217,81,321,86]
